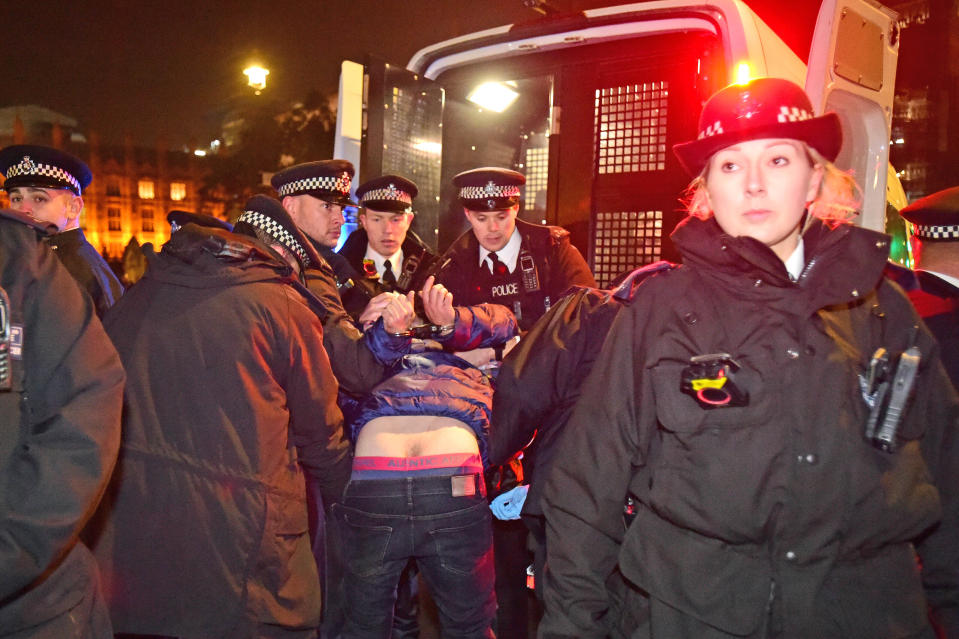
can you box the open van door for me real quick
[805,0,900,232]
[335,59,445,252]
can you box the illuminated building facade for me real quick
[0,106,228,261]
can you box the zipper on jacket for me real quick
[764,578,777,638]
[797,256,819,283]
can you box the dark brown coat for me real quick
[92,227,351,638]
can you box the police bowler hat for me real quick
[673,77,842,177]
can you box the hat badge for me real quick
[17,156,37,174]
[483,181,498,196]
[387,183,398,197]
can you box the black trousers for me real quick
[493,519,532,639]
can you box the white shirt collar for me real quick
[784,238,805,281]
[364,245,404,281]
[478,228,522,273]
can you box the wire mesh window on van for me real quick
[593,210,662,285]
[594,81,669,174]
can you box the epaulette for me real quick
[611,260,676,302]
[548,225,570,242]
[0,208,58,236]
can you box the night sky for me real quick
[3,0,820,149]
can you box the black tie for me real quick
[488,252,508,276]
[382,259,397,286]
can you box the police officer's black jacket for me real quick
[540,216,959,639]
[435,218,596,331]
[491,262,672,518]
[0,211,124,637]
[47,227,124,317]
[339,227,439,296]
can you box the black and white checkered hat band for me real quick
[777,106,812,122]
[915,224,959,240]
[238,210,310,266]
[459,185,520,199]
[5,156,81,193]
[277,174,351,197]
[698,106,813,140]
[362,187,412,205]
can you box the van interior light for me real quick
[734,62,752,85]
[412,140,442,154]
[467,81,520,113]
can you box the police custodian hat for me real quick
[356,174,418,214]
[899,186,959,241]
[234,194,323,271]
[454,167,525,211]
[270,159,357,206]
[0,144,92,195]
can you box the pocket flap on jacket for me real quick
[618,507,771,636]
[650,357,773,432]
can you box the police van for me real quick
[334,0,903,285]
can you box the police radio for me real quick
[0,287,11,391]
[396,253,420,291]
[519,254,540,292]
[862,345,921,453]
[680,353,749,409]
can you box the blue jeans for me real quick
[332,474,496,639]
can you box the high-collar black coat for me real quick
[46,227,124,317]
[0,213,124,637]
[541,217,959,639]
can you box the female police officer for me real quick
[538,78,959,638]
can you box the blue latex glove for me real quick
[489,484,529,520]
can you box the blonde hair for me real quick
[682,143,860,226]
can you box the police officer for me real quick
[271,159,378,315]
[340,174,438,304]
[0,208,124,638]
[435,168,596,639]
[338,174,440,636]
[435,167,595,332]
[0,144,124,316]
[887,186,959,387]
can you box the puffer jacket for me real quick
[352,304,519,467]
[541,216,959,639]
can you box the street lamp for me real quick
[244,65,270,95]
